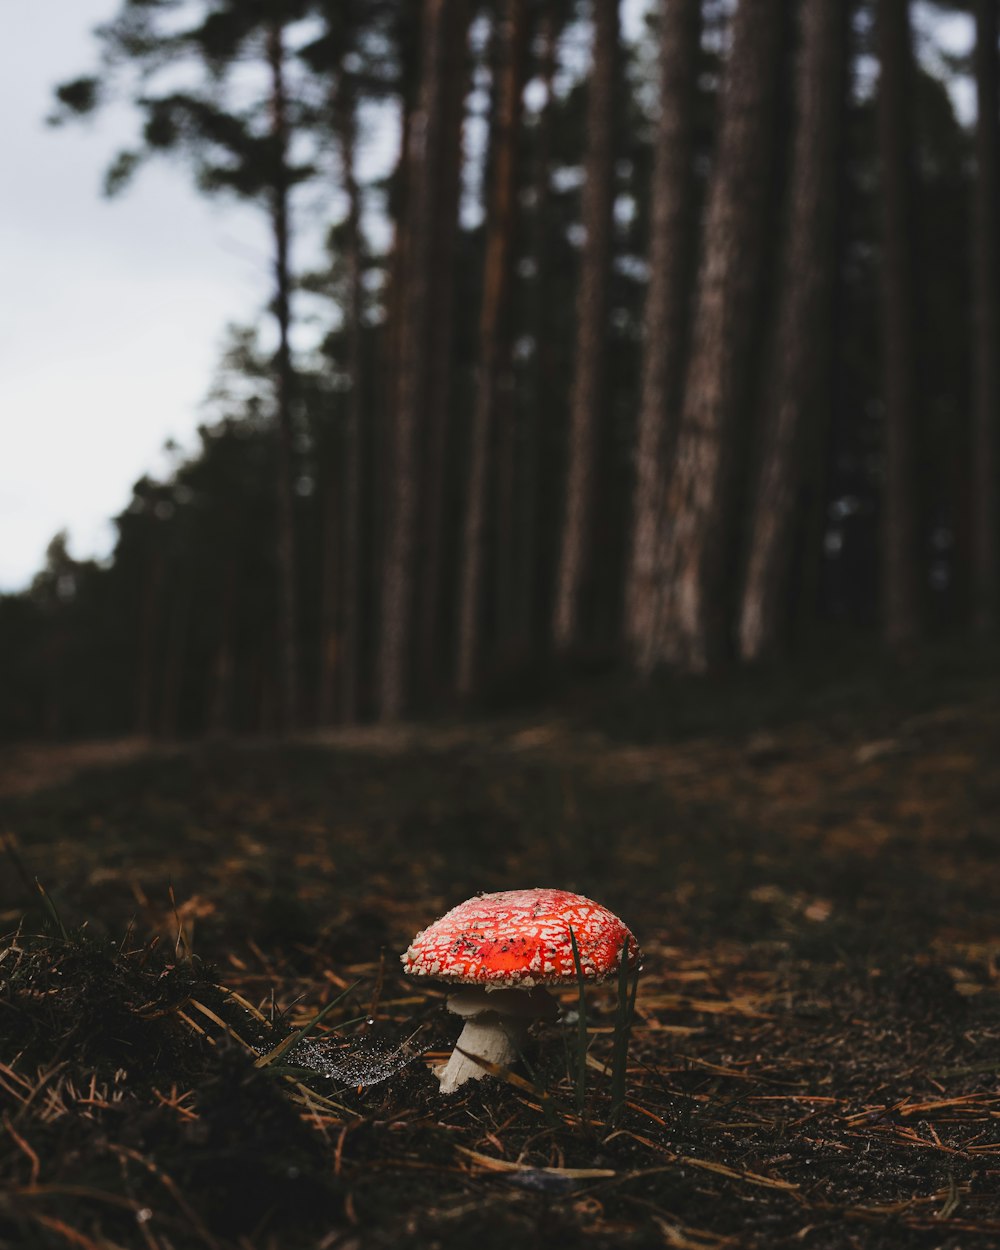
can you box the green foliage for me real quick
[50,75,102,119]
[103,148,143,195]
[54,0,320,208]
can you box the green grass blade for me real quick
[567,925,588,1114]
[609,944,639,1126]
[255,982,360,1069]
[35,878,69,941]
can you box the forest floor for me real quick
[1,652,999,1249]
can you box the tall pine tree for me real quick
[552,0,620,653]
[625,0,701,675]
[456,0,529,697]
[876,0,922,649]
[652,0,785,673]
[378,0,468,718]
[53,0,318,729]
[738,0,846,662]
[972,0,999,632]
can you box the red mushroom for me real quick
[402,888,640,1094]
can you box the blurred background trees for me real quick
[2,0,995,738]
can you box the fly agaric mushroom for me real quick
[401,888,640,1094]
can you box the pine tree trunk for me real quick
[625,0,700,675]
[738,0,845,662]
[336,76,365,724]
[318,460,340,725]
[158,575,189,739]
[379,0,450,719]
[136,553,164,736]
[373,99,413,706]
[456,0,528,697]
[267,22,299,730]
[651,0,785,673]
[208,560,236,737]
[973,0,999,633]
[494,367,518,656]
[515,10,558,649]
[876,0,921,649]
[552,0,619,653]
[417,3,469,699]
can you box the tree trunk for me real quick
[335,75,365,724]
[738,0,846,662]
[379,0,451,719]
[135,552,163,736]
[267,21,299,730]
[651,0,785,673]
[456,0,529,697]
[417,3,469,700]
[552,0,619,653]
[371,96,413,716]
[317,458,340,725]
[515,10,558,649]
[158,574,188,739]
[494,335,518,657]
[624,0,700,675]
[208,560,236,736]
[876,0,921,649]
[973,0,999,632]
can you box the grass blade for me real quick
[567,925,588,1114]
[35,879,68,941]
[609,943,639,1126]
[255,982,360,1069]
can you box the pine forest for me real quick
[2,0,996,736]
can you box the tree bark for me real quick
[973,0,999,632]
[876,0,921,649]
[456,0,529,697]
[552,0,619,653]
[135,551,164,736]
[624,0,700,675]
[494,331,518,656]
[417,3,469,699]
[267,21,299,730]
[379,0,451,719]
[158,573,189,739]
[372,96,413,714]
[515,10,558,650]
[335,74,365,724]
[651,0,785,673]
[208,558,236,736]
[318,454,340,725]
[738,0,845,662]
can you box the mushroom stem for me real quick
[437,1012,526,1094]
[436,985,558,1094]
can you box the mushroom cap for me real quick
[401,888,641,989]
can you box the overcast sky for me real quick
[1,2,973,594]
[2,1,274,591]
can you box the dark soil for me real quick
[1,676,999,1248]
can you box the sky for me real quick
[0,1,974,594]
[2,1,272,591]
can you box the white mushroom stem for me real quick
[438,1014,526,1094]
[436,986,558,1095]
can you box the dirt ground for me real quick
[1,674,999,1248]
